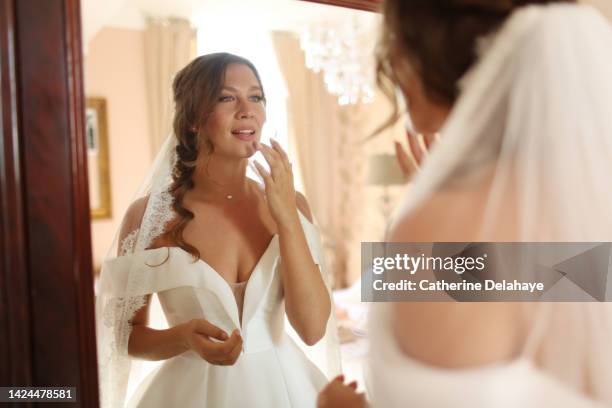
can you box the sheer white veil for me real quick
[95,134,177,408]
[95,130,341,407]
[387,3,612,402]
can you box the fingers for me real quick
[192,319,228,341]
[394,141,412,179]
[212,329,242,365]
[270,138,292,172]
[208,329,241,354]
[331,375,359,389]
[203,329,243,365]
[253,161,272,187]
[256,142,285,181]
[406,129,426,167]
[423,132,437,150]
[226,331,243,362]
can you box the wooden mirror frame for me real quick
[298,0,382,12]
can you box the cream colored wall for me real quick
[85,27,152,269]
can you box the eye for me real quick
[249,95,264,103]
[218,95,235,102]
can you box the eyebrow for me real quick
[221,86,263,93]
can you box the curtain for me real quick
[271,31,365,288]
[144,17,196,157]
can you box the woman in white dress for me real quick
[318,1,612,407]
[96,53,340,408]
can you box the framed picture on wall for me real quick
[86,97,112,219]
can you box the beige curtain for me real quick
[144,17,196,157]
[272,31,365,288]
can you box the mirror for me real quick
[83,0,403,405]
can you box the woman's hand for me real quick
[317,375,366,408]
[180,319,243,365]
[253,139,299,228]
[395,130,439,179]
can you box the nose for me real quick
[236,97,254,119]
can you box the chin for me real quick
[234,142,257,158]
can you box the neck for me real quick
[192,154,251,198]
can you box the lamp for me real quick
[367,153,406,221]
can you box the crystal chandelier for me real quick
[300,18,376,106]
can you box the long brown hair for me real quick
[167,53,265,259]
[374,0,574,135]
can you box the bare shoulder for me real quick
[124,196,150,225]
[295,191,314,223]
[119,196,150,240]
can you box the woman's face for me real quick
[394,57,451,135]
[205,63,266,158]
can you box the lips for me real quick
[231,128,256,141]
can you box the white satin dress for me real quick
[107,213,330,408]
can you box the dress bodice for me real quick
[144,236,286,354]
[101,211,340,408]
[229,281,248,324]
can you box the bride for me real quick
[96,52,340,408]
[319,0,612,407]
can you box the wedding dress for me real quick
[107,213,325,408]
[368,3,612,407]
[96,134,341,406]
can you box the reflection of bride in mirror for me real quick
[96,52,340,408]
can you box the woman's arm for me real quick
[128,297,243,363]
[254,140,331,346]
[128,296,188,360]
[278,193,331,346]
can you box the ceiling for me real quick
[81,0,372,46]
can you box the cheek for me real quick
[206,111,229,136]
[255,104,266,124]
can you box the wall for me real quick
[85,27,152,269]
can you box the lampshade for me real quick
[366,153,405,186]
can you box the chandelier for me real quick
[300,18,376,106]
